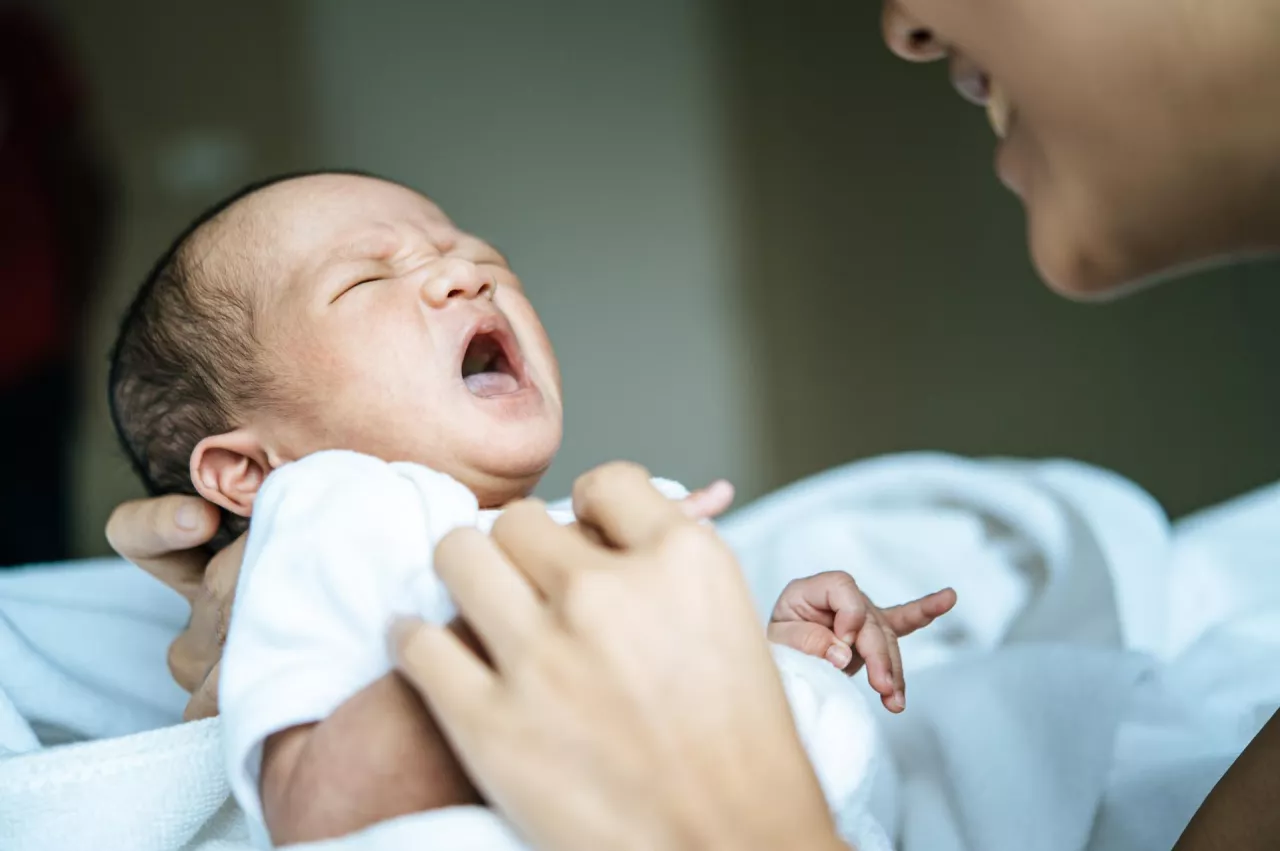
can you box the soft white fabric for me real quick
[219,452,501,836]
[0,453,1277,851]
[719,454,1280,851]
[221,450,885,849]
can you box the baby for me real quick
[108,171,951,848]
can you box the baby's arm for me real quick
[242,466,723,844]
[261,644,481,845]
[219,452,486,846]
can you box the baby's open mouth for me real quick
[461,325,522,397]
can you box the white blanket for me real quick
[1,452,1277,850]
[719,453,1280,851]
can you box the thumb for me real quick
[183,661,221,722]
[767,620,853,670]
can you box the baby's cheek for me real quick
[504,300,561,395]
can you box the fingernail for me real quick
[894,691,906,711]
[841,632,855,645]
[176,503,201,531]
[826,643,853,669]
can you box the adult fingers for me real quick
[197,533,247,620]
[183,661,220,722]
[680,480,735,522]
[445,617,492,665]
[490,500,613,601]
[572,462,689,551]
[170,535,247,685]
[167,627,211,694]
[106,495,221,601]
[434,527,547,669]
[393,617,497,729]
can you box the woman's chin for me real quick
[1024,194,1148,300]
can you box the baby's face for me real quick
[220,174,562,505]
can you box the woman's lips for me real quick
[987,82,1013,140]
[950,54,989,106]
[949,54,1016,141]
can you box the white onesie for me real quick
[220,450,889,850]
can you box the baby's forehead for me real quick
[247,176,454,252]
[191,175,460,290]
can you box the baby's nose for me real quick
[420,258,494,308]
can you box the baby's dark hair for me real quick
[108,168,383,550]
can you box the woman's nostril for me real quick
[909,28,933,51]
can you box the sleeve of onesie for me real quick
[217,450,480,830]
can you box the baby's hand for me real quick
[679,479,735,522]
[768,572,956,713]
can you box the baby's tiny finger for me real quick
[680,480,736,521]
[852,621,896,700]
[881,587,957,637]
[885,626,906,712]
[767,620,841,661]
[832,602,868,647]
[825,641,853,669]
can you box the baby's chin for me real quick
[458,461,552,509]
[452,434,562,509]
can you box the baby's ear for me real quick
[190,430,272,517]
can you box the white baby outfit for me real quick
[220,450,889,850]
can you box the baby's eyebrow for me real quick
[325,229,402,264]
[482,241,511,267]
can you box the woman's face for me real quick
[882,0,1280,297]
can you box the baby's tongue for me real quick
[465,372,520,397]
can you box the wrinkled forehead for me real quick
[244,175,456,265]
[188,175,459,299]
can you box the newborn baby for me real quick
[108,172,948,848]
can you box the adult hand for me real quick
[106,494,244,721]
[393,463,848,851]
[104,477,733,724]
[680,478,735,521]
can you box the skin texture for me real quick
[184,174,565,518]
[768,572,956,713]
[108,2,1280,848]
[132,173,570,843]
[257,485,744,845]
[881,0,1280,297]
[115,184,936,845]
[394,463,850,851]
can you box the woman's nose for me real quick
[420,258,494,308]
[882,2,948,63]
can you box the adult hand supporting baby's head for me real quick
[106,494,245,720]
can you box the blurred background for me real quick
[4,0,1279,563]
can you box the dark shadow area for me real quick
[723,0,1280,517]
[0,4,112,565]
